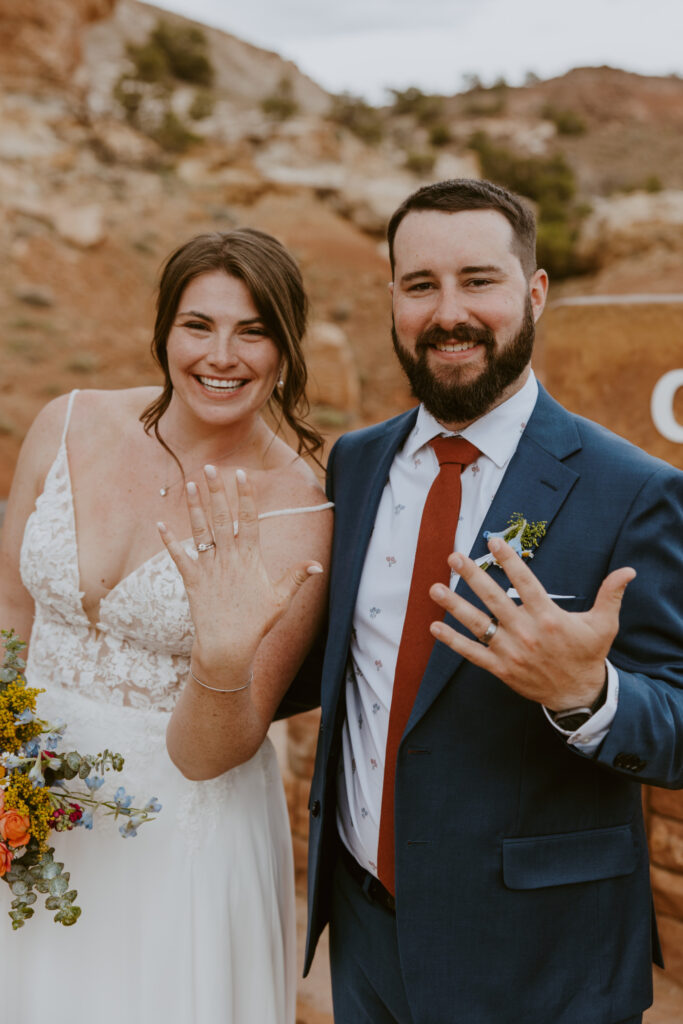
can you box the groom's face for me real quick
[390,208,548,429]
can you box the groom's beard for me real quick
[391,296,536,425]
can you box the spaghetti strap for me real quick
[232,501,334,536]
[60,389,80,445]
[258,502,334,522]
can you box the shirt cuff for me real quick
[543,660,619,755]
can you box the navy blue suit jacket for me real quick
[300,385,683,1023]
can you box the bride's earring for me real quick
[277,367,285,388]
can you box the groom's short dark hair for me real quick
[387,178,538,279]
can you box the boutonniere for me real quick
[474,513,547,571]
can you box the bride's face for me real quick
[166,271,281,428]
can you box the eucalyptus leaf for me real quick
[49,876,68,897]
[9,880,28,897]
[45,896,60,910]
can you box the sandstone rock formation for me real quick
[0,0,116,84]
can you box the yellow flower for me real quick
[4,774,52,851]
[0,682,44,754]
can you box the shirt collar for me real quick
[405,369,539,469]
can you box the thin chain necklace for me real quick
[157,421,264,498]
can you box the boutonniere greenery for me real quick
[474,512,547,572]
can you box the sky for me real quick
[151,0,682,103]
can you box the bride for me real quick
[0,228,332,1023]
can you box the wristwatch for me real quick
[549,679,609,733]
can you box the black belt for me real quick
[340,844,396,914]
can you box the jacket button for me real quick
[613,752,647,773]
[310,800,321,818]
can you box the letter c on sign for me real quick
[651,370,683,443]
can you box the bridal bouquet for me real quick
[0,630,161,929]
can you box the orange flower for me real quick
[0,842,12,877]
[0,808,31,848]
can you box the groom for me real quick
[294,178,683,1023]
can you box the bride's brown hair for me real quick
[140,228,323,464]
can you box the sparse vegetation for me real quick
[151,111,199,153]
[261,77,299,121]
[468,131,591,277]
[113,19,214,153]
[329,93,384,144]
[188,89,214,121]
[541,104,587,136]
[65,353,100,375]
[388,87,444,126]
[404,149,436,176]
[429,123,452,147]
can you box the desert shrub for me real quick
[429,122,452,147]
[261,77,299,121]
[404,149,436,176]
[541,104,587,136]
[329,93,383,144]
[468,131,589,278]
[124,20,213,88]
[644,174,663,193]
[150,21,213,86]
[389,87,443,125]
[189,89,214,121]
[151,111,198,153]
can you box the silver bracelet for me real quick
[189,665,253,693]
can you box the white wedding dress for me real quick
[2,391,327,1024]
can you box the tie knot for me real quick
[430,435,480,469]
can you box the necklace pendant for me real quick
[159,487,168,497]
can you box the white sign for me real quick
[651,370,683,444]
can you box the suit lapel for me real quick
[407,386,583,730]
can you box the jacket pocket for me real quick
[502,823,637,890]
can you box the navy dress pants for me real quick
[328,850,643,1024]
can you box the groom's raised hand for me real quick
[428,537,635,712]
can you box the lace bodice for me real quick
[19,390,332,711]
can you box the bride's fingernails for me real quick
[186,481,198,497]
[157,521,167,534]
[307,564,324,575]
[236,468,247,484]
[204,464,217,480]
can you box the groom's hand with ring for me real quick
[428,537,636,712]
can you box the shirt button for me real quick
[310,800,321,818]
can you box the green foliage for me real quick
[150,21,213,86]
[404,149,436,176]
[329,94,384,144]
[261,77,299,121]
[125,40,168,83]
[541,104,587,136]
[389,86,444,125]
[468,131,590,278]
[463,91,507,117]
[150,111,198,153]
[429,122,452,147]
[188,89,215,121]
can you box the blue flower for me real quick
[143,797,162,813]
[80,810,94,830]
[45,733,61,751]
[23,738,41,757]
[119,815,143,838]
[85,775,105,791]
[14,708,35,725]
[114,787,133,813]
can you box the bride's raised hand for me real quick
[158,464,323,679]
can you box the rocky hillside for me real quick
[1,0,682,494]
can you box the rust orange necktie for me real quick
[377,436,481,894]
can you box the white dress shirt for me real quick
[336,371,618,876]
